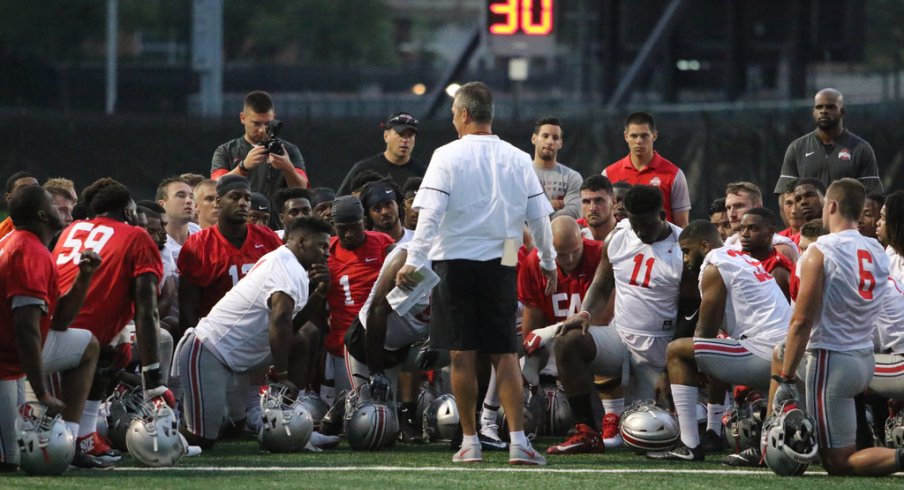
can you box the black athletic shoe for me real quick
[701,429,725,453]
[478,427,508,451]
[722,447,764,467]
[70,451,115,470]
[647,442,704,462]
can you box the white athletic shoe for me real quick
[508,442,546,465]
[452,441,483,463]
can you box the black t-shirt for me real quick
[211,136,306,200]
[774,129,882,194]
[337,153,426,196]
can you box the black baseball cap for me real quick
[382,112,418,133]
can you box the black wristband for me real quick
[143,367,162,388]
[238,160,249,173]
[771,374,794,384]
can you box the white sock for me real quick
[509,430,528,447]
[78,400,101,438]
[706,403,725,435]
[672,385,700,449]
[66,421,80,438]
[483,367,499,406]
[480,403,499,426]
[602,398,625,417]
[462,433,480,446]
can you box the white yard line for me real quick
[111,466,902,476]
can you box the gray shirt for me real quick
[533,162,584,219]
[774,129,882,194]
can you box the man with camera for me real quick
[211,91,309,228]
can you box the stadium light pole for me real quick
[105,0,118,115]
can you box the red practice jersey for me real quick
[518,238,602,324]
[54,218,162,345]
[777,227,802,246]
[758,248,794,276]
[326,231,394,356]
[178,224,282,317]
[603,152,686,223]
[0,231,59,380]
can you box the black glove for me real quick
[415,344,440,371]
[369,372,391,402]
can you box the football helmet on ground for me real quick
[344,384,399,451]
[257,384,313,453]
[126,398,188,467]
[761,401,819,477]
[16,402,76,475]
[423,394,459,442]
[619,400,680,452]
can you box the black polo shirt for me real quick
[337,153,426,196]
[774,129,882,194]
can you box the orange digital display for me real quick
[487,0,554,36]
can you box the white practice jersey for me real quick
[875,276,904,356]
[701,246,790,360]
[358,243,430,351]
[608,219,684,337]
[195,246,309,372]
[808,230,888,351]
[887,246,904,284]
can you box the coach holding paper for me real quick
[396,82,556,465]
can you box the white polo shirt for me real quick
[407,134,554,267]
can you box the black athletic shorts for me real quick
[430,259,518,354]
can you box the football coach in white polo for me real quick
[397,82,557,465]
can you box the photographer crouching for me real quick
[211,90,309,228]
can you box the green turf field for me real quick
[4,437,903,489]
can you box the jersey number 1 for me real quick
[629,253,655,288]
[340,275,354,305]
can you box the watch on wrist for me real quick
[238,160,249,173]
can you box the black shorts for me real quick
[430,259,518,354]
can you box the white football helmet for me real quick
[106,381,144,451]
[344,384,399,451]
[258,384,313,453]
[126,398,187,467]
[885,411,904,448]
[619,400,680,452]
[541,383,574,436]
[761,402,819,477]
[16,402,76,476]
[422,394,459,442]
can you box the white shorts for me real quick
[693,337,772,391]
[869,353,904,399]
[42,328,92,373]
[2,328,92,464]
[588,326,667,401]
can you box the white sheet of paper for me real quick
[387,265,440,316]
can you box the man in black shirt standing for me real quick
[774,88,882,198]
[211,91,309,227]
[337,112,425,196]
